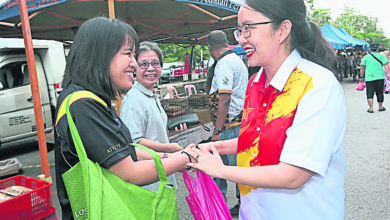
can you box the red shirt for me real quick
[237,68,312,195]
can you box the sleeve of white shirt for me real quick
[280,80,347,177]
[120,95,147,143]
[214,60,234,93]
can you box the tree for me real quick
[159,43,211,65]
[310,9,332,27]
[333,7,380,37]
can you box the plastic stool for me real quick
[167,85,179,98]
[184,84,197,96]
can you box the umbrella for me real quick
[0,1,243,213]
[0,0,243,45]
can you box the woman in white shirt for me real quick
[187,0,347,219]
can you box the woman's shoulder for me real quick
[298,59,339,88]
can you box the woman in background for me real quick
[121,41,185,192]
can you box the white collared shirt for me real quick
[240,50,347,220]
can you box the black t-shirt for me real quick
[54,84,137,220]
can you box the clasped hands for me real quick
[180,143,225,178]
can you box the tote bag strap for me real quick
[65,93,92,212]
[131,143,169,185]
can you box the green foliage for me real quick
[311,9,332,27]
[159,43,210,64]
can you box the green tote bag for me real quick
[61,91,179,220]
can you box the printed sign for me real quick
[0,0,68,21]
[175,0,242,13]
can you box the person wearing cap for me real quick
[360,42,390,113]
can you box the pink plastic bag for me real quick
[356,81,365,91]
[182,171,233,220]
[385,78,390,93]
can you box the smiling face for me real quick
[135,50,161,91]
[110,39,137,91]
[237,4,280,68]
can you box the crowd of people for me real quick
[52,0,390,219]
[335,49,364,81]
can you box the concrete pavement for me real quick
[342,79,390,220]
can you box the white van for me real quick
[0,38,66,148]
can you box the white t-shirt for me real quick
[240,50,347,220]
[210,53,248,121]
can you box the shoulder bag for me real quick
[60,91,178,220]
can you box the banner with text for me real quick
[0,0,68,21]
[176,0,243,13]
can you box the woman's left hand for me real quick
[186,144,225,178]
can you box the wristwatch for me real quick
[213,127,223,135]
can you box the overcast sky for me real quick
[315,0,390,38]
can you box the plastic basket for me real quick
[0,175,53,220]
[189,94,208,108]
[166,97,189,110]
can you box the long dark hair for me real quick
[62,17,139,101]
[245,0,336,73]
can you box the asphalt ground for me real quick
[1,78,389,219]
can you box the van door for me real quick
[0,54,52,145]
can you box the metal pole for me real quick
[108,0,115,19]
[17,0,51,179]
[108,0,122,116]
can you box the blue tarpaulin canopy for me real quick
[321,23,350,49]
[323,36,348,50]
[338,28,364,46]
[321,23,368,50]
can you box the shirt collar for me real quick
[133,81,154,97]
[253,49,302,91]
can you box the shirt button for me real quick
[256,127,260,131]
[263,103,267,107]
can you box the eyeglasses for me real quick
[138,60,161,69]
[233,21,272,41]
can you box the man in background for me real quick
[207,30,248,217]
[360,42,389,112]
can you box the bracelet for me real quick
[181,151,192,163]
[162,153,168,159]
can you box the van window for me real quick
[0,62,29,90]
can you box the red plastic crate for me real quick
[0,175,53,220]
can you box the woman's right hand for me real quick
[186,144,225,178]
